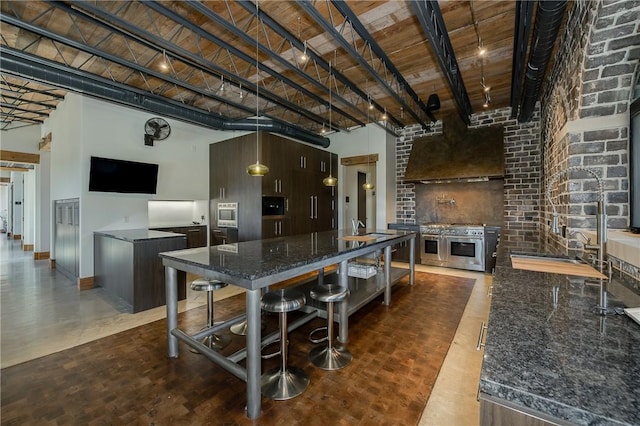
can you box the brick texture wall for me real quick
[542,0,638,255]
[396,107,541,250]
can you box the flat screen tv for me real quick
[89,156,159,194]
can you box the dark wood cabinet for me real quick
[387,223,419,263]
[54,198,79,281]
[94,230,187,313]
[261,217,290,239]
[261,134,290,197]
[211,227,239,245]
[150,225,207,248]
[210,132,337,241]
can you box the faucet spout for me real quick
[351,218,365,234]
[546,166,609,315]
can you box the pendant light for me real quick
[247,0,269,177]
[363,95,375,190]
[323,61,337,187]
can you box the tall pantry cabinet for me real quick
[210,132,337,241]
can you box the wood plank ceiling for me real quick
[0,1,569,139]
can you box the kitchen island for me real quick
[94,229,187,312]
[159,229,416,419]
[479,246,640,425]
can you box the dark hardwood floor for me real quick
[1,272,474,425]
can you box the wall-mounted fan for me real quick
[144,117,171,146]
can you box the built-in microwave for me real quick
[262,196,285,216]
[217,202,238,228]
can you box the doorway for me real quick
[342,162,376,230]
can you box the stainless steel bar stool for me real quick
[190,278,231,351]
[260,288,309,400]
[308,282,352,370]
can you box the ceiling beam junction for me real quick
[46,1,336,131]
[298,0,429,129]
[239,0,398,136]
[330,0,437,124]
[184,0,363,132]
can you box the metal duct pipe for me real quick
[1,46,330,148]
[222,118,330,148]
[518,0,568,122]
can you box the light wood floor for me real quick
[0,236,491,425]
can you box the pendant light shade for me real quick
[247,161,269,176]
[322,174,337,187]
[362,181,375,190]
[247,0,268,177]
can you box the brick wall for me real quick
[396,107,541,250]
[542,0,638,256]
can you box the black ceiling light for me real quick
[426,93,441,111]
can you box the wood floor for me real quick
[1,272,474,425]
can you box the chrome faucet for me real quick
[546,166,608,314]
[351,218,365,235]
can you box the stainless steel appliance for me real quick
[217,202,238,228]
[420,224,485,272]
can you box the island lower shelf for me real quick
[296,265,409,320]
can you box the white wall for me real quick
[43,93,236,278]
[329,123,394,230]
[0,124,44,245]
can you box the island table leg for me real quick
[245,288,262,419]
[337,260,349,344]
[409,236,415,285]
[165,266,179,358]
[384,245,392,305]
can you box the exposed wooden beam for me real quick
[0,166,31,172]
[0,150,40,164]
[340,153,379,166]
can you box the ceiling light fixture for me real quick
[323,61,337,187]
[381,108,388,121]
[300,40,309,62]
[483,92,491,108]
[159,49,170,72]
[247,1,269,177]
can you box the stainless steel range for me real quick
[419,224,485,271]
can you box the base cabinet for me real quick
[94,232,187,313]
[479,393,561,426]
[150,225,207,248]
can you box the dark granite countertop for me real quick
[480,246,640,425]
[159,229,416,290]
[94,229,187,242]
[149,223,206,229]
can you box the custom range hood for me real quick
[404,114,504,183]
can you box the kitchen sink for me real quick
[510,253,584,264]
[510,252,607,279]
